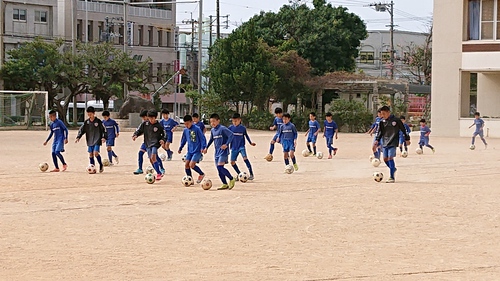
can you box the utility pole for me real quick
[216,0,220,39]
[198,0,203,97]
[369,1,396,80]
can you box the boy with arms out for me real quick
[374,106,411,183]
[265,107,283,161]
[323,112,339,159]
[132,110,166,181]
[399,116,411,155]
[178,115,207,184]
[419,119,435,153]
[43,110,69,172]
[159,109,179,161]
[469,112,488,148]
[276,113,299,171]
[229,113,256,180]
[75,106,107,173]
[203,113,236,190]
[305,112,320,156]
[102,110,120,165]
[192,113,207,134]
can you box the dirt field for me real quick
[1,129,500,281]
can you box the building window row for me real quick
[468,0,500,40]
[13,9,48,23]
[357,51,393,64]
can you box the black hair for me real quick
[282,113,291,119]
[210,113,220,120]
[232,113,241,119]
[139,110,148,117]
[274,107,283,114]
[325,112,333,117]
[192,113,199,118]
[420,118,426,123]
[475,112,480,116]
[86,106,95,113]
[310,112,316,117]
[147,110,158,118]
[377,109,382,113]
[379,106,391,112]
[49,110,57,115]
[400,115,406,120]
[161,109,170,115]
[183,114,192,122]
[102,110,110,117]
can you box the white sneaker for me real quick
[386,178,395,183]
[114,156,119,164]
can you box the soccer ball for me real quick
[102,158,110,167]
[302,149,310,157]
[201,178,212,190]
[146,166,155,174]
[469,144,476,150]
[265,154,273,162]
[284,164,294,174]
[317,152,323,159]
[182,175,194,187]
[159,153,167,161]
[39,162,49,172]
[373,172,384,182]
[87,164,96,174]
[145,173,155,184]
[371,158,381,167]
[181,154,187,162]
[369,155,374,162]
[416,148,423,154]
[401,151,408,158]
[238,172,249,183]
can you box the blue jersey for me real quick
[46,119,68,143]
[474,118,484,133]
[371,117,382,133]
[420,126,431,139]
[399,123,411,137]
[160,118,179,136]
[324,120,338,138]
[308,120,320,136]
[194,121,206,132]
[272,117,283,134]
[207,124,233,157]
[228,124,252,150]
[277,122,298,141]
[103,118,120,139]
[179,125,207,154]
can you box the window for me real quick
[158,30,163,47]
[469,0,500,40]
[138,26,144,46]
[359,51,374,64]
[157,63,162,82]
[381,52,391,62]
[13,9,26,21]
[35,11,47,23]
[148,27,154,46]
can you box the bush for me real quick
[290,113,309,132]
[329,99,373,133]
[246,110,273,130]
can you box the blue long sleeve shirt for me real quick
[179,125,207,154]
[103,118,120,139]
[207,124,233,157]
[46,119,68,143]
[324,120,338,138]
[228,124,252,150]
[277,122,298,141]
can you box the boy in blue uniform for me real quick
[374,106,411,183]
[265,107,283,161]
[398,116,411,155]
[159,109,179,161]
[276,113,298,171]
[469,112,488,148]
[323,112,339,159]
[419,119,435,153]
[133,110,166,181]
[367,110,383,159]
[304,112,320,156]
[102,110,120,165]
[203,113,236,190]
[178,115,207,184]
[229,113,256,180]
[192,113,207,134]
[133,110,149,174]
[76,106,107,173]
[43,110,69,172]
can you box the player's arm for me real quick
[132,123,145,141]
[304,128,310,136]
[44,130,53,145]
[244,128,255,146]
[100,120,108,141]
[115,120,120,137]
[178,130,187,153]
[198,127,208,152]
[203,132,214,153]
[159,125,166,145]
[75,123,85,143]
[222,128,233,149]
[397,119,411,143]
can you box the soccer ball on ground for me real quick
[369,155,375,162]
[301,149,310,157]
[416,148,423,154]
[373,172,384,182]
[182,175,194,187]
[201,178,212,190]
[371,158,381,167]
[284,164,294,174]
[469,144,476,150]
[146,166,155,174]
[238,172,249,183]
[39,162,49,172]
[87,164,97,174]
[401,151,408,158]
[102,158,110,167]
[317,152,323,159]
[264,154,273,162]
[181,154,187,162]
[145,173,155,184]
[159,153,167,161]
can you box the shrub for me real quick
[329,99,373,133]
[246,110,273,130]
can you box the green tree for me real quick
[402,27,432,85]
[330,99,373,133]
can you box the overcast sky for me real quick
[177,0,433,34]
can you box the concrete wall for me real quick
[477,73,500,118]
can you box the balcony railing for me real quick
[77,1,172,20]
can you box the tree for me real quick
[402,26,432,85]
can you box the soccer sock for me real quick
[89,157,95,165]
[427,145,434,150]
[388,159,396,178]
[291,156,296,164]
[284,158,290,165]
[313,146,317,155]
[471,137,476,145]
[193,165,204,175]
[222,166,233,180]
[185,168,192,177]
[112,151,118,157]
[419,145,423,149]
[153,161,161,174]
[244,159,253,176]
[404,143,408,151]
[157,158,164,170]
[232,163,241,174]
[55,152,66,165]
[482,138,487,145]
[269,143,275,154]
[167,149,172,158]
[108,150,113,162]
[374,150,380,159]
[307,144,312,153]
[329,147,333,155]
[217,166,228,184]
[51,152,59,169]
[384,160,390,168]
[399,146,403,152]
[138,151,144,169]
[96,155,103,167]
[378,148,382,159]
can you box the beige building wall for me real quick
[477,73,500,117]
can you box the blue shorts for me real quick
[215,154,229,165]
[230,147,247,162]
[307,135,317,143]
[166,132,173,143]
[272,134,279,142]
[52,141,64,153]
[140,143,147,151]
[473,131,484,138]
[419,137,430,146]
[106,138,115,147]
[383,146,397,158]
[186,152,202,163]
[146,146,158,158]
[87,145,100,153]
[282,139,296,153]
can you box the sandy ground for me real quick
[1,129,500,281]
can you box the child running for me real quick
[264,107,283,161]
[229,113,256,181]
[102,110,120,165]
[469,112,488,149]
[75,106,107,173]
[192,113,207,134]
[203,113,236,190]
[43,110,68,172]
[399,116,411,155]
[305,112,320,156]
[178,114,207,184]
[323,112,339,159]
[159,109,179,161]
[419,119,435,153]
[276,113,298,171]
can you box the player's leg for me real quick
[241,148,254,180]
[312,136,317,155]
[383,147,396,182]
[290,147,298,171]
[94,146,103,173]
[54,142,67,171]
[230,149,241,178]
[88,146,95,166]
[479,131,488,147]
[424,138,435,152]
[149,147,162,180]
[50,143,60,172]
[165,132,173,160]
[184,153,193,177]
[107,145,114,164]
[217,156,234,190]
[267,135,277,157]
[471,132,477,145]
[190,153,205,183]
[306,136,312,154]
[134,144,146,174]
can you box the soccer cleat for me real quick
[108,163,114,166]
[432,148,435,154]
[155,174,162,181]
[328,155,332,159]
[99,165,104,173]
[312,154,316,157]
[50,168,60,172]
[133,169,143,175]
[333,148,338,155]
[167,156,172,161]
[197,174,205,184]
[485,144,488,149]
[228,178,236,190]
[217,184,229,190]
[386,178,395,183]
[114,156,119,164]
[293,163,299,171]
[248,174,254,181]
[160,168,165,175]
[62,164,67,171]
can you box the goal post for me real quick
[0,90,49,130]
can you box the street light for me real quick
[369,1,395,80]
